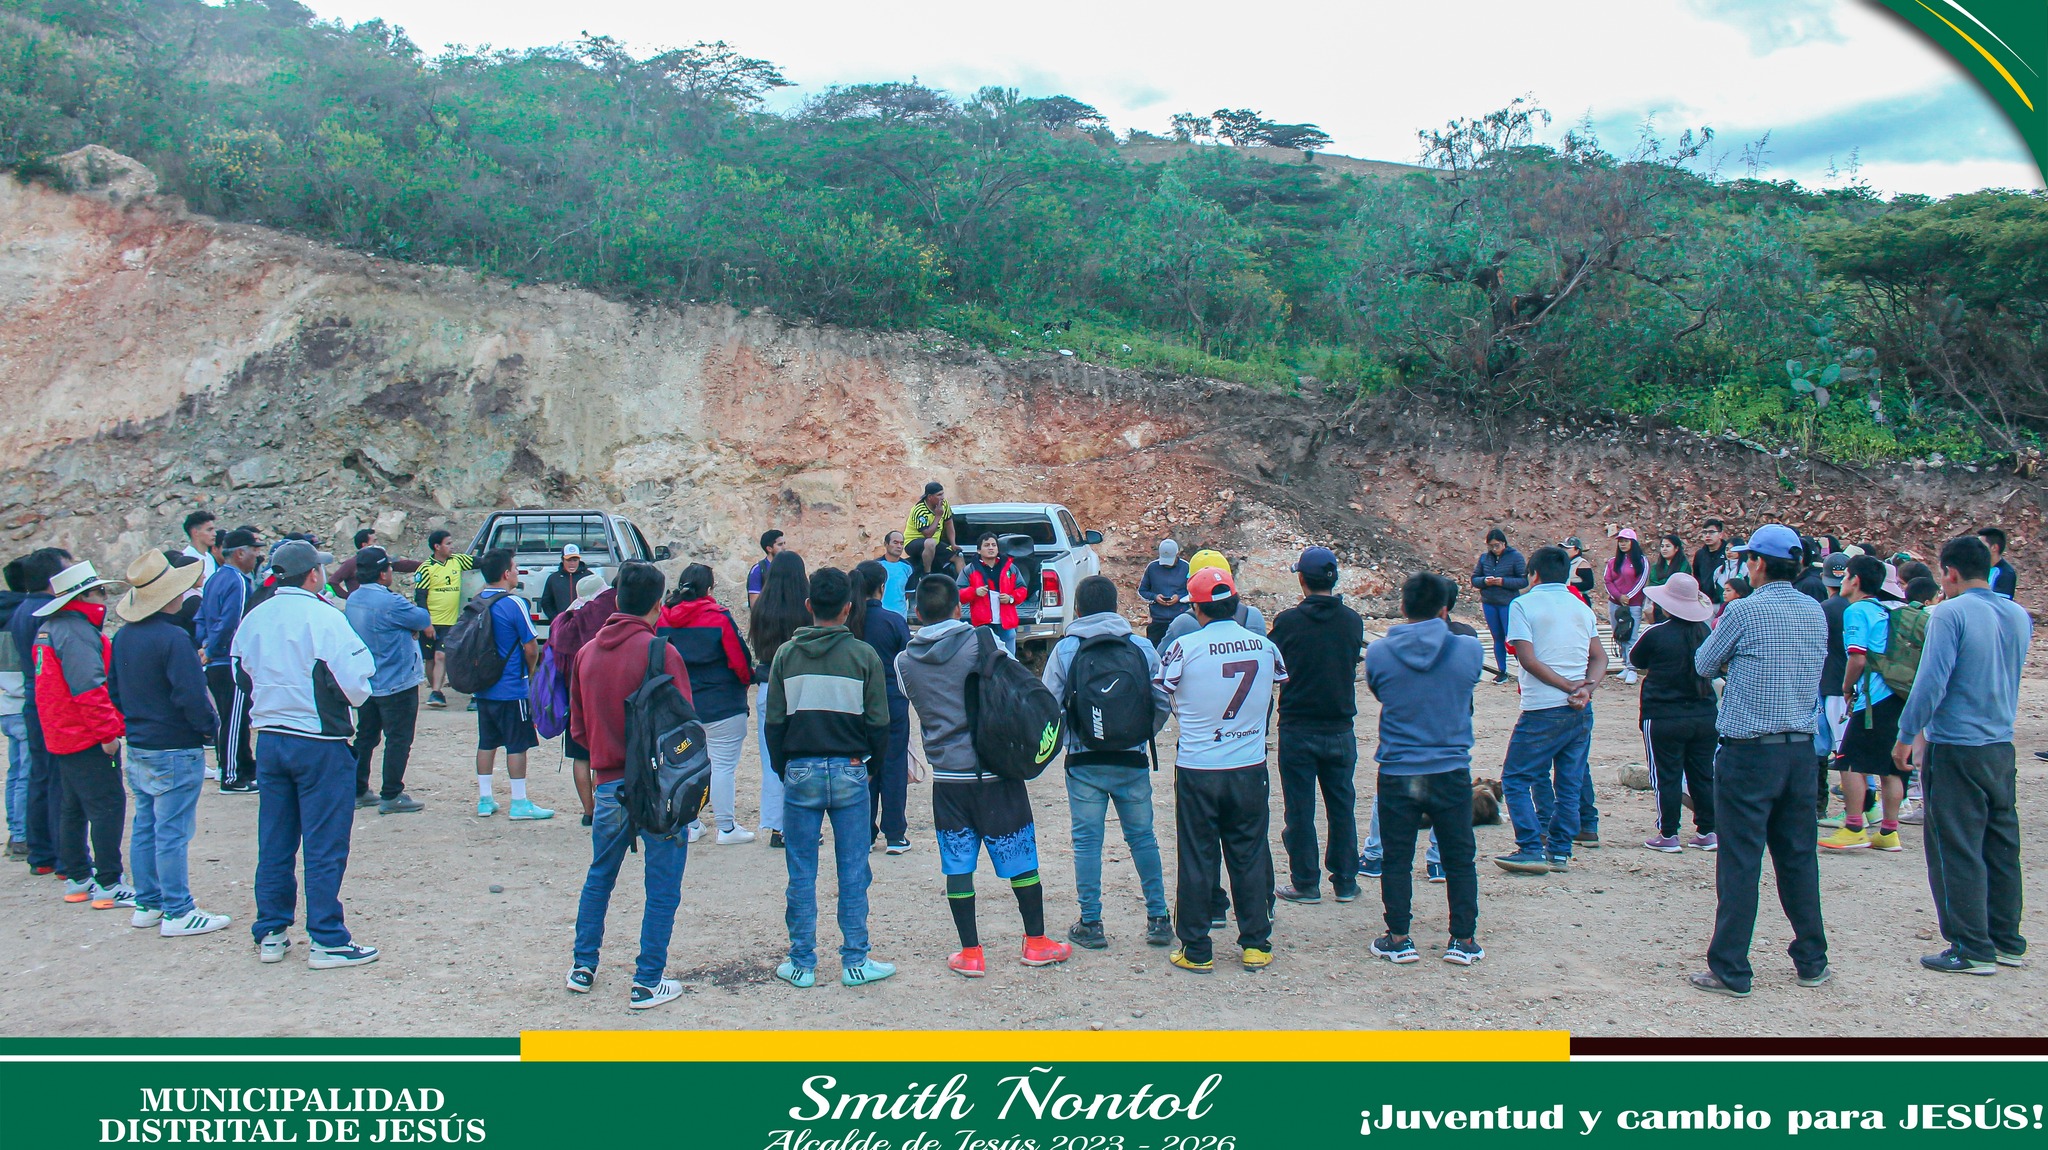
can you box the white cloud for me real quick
[300,0,2039,196]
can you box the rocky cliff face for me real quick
[3,166,2040,619]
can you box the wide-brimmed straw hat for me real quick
[33,561,123,617]
[117,549,204,623]
[1643,572,1715,623]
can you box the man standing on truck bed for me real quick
[904,482,957,579]
[416,530,473,709]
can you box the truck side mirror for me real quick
[1083,530,1104,545]
[653,545,673,561]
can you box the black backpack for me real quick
[963,626,1065,781]
[1062,632,1158,767]
[443,591,510,696]
[619,636,710,838]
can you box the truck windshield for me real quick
[952,515,1057,546]
[483,516,613,557]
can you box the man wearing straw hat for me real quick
[31,560,130,909]
[110,550,230,937]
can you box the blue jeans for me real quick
[781,758,872,971]
[126,747,206,917]
[574,780,688,986]
[755,684,783,831]
[251,732,358,947]
[1065,763,1168,922]
[1482,602,1512,676]
[1,712,28,842]
[1362,796,1440,865]
[994,627,1017,655]
[1500,704,1595,859]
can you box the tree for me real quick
[1023,95,1106,132]
[641,40,791,110]
[1258,122,1331,152]
[1169,112,1212,142]
[1211,108,1273,146]
[801,81,953,124]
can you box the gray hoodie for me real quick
[1042,611,1167,761]
[896,618,982,782]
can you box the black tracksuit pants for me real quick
[1173,764,1274,963]
[206,663,253,788]
[1643,714,1717,837]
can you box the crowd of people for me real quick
[0,491,2031,1013]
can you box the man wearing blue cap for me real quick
[1690,523,1830,997]
[1268,547,1366,904]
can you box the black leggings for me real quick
[1642,715,1716,836]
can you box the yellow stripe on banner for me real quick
[522,1030,1567,1062]
[1917,1,2033,110]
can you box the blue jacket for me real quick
[196,565,251,662]
[8,593,53,717]
[109,615,216,750]
[857,601,912,702]
[1137,559,1192,623]
[1365,617,1482,775]
[344,582,430,696]
[1471,547,1528,607]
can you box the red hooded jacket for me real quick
[959,557,1025,630]
[33,601,125,755]
[571,613,692,785]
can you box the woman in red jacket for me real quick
[32,562,129,908]
[958,533,1024,655]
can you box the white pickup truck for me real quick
[945,502,1104,667]
[463,510,671,637]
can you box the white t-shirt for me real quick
[180,545,219,582]
[1505,582,1598,712]
[1156,618,1289,770]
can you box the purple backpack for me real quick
[530,644,570,740]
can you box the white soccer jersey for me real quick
[1156,618,1288,769]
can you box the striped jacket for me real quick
[762,624,888,778]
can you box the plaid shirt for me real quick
[1694,580,1826,739]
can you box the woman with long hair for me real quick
[1603,529,1649,683]
[1649,533,1690,587]
[658,563,755,845]
[748,550,810,847]
[1630,573,1719,854]
[851,560,913,853]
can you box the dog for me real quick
[1417,777,1504,828]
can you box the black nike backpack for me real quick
[963,626,1065,781]
[1062,632,1158,766]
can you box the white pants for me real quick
[755,683,783,831]
[691,713,747,831]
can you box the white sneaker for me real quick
[629,978,683,1010]
[162,910,231,937]
[90,882,137,910]
[687,821,705,844]
[308,941,381,969]
[716,825,757,845]
[258,931,291,963]
[131,907,163,929]
[204,765,220,780]
[1622,669,1638,685]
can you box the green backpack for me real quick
[1872,603,1929,698]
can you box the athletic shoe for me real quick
[1067,920,1108,950]
[1209,912,1228,928]
[580,813,593,827]
[1996,950,2028,968]
[308,942,381,969]
[1021,935,1072,966]
[718,826,757,845]
[257,932,292,963]
[1494,851,1551,875]
[427,691,447,709]
[1797,965,1832,988]
[1332,882,1361,903]
[218,782,257,795]
[1491,674,1511,686]
[1444,938,1485,966]
[355,791,379,810]
[885,838,910,854]
[565,967,594,993]
[131,907,163,929]
[1145,916,1175,946]
[1426,862,1446,884]
[1168,948,1213,974]
[1689,833,1719,852]
[1817,811,1847,829]
[1360,857,1384,878]
[948,946,986,978]
[61,878,94,903]
[1898,805,1923,825]
[769,831,784,849]
[465,698,478,713]
[2035,750,2048,762]
[378,793,424,814]
[90,882,136,910]
[1274,884,1321,905]
[1689,972,1750,997]
[507,799,554,821]
[1870,830,1903,852]
[476,797,497,818]
[203,765,220,780]
[1622,669,1638,685]
[1643,834,1683,853]
[161,910,230,937]
[1574,831,1601,848]
[775,961,816,989]
[1544,854,1570,874]
[1370,934,1419,964]
[1820,826,1870,850]
[1241,947,1273,971]
[1920,948,1997,975]
[629,979,683,1009]
[841,959,896,987]
[687,822,705,844]
[32,865,54,876]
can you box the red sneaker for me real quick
[32,866,54,876]
[1022,935,1073,966]
[948,946,986,978]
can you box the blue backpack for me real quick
[529,644,570,740]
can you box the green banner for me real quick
[1877,0,2048,177]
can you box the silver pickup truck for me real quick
[946,502,1104,667]
[464,510,671,637]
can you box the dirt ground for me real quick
[3,665,2042,1039]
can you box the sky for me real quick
[302,0,2042,197]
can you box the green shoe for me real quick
[476,797,497,818]
[775,961,815,988]
[842,959,896,986]
[508,799,555,821]
[1817,811,1846,830]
